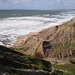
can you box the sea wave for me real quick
[0,11,75,46]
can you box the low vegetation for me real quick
[53,59,75,75]
[0,45,51,75]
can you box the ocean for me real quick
[0,10,75,46]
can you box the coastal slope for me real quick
[15,18,75,59]
[0,45,51,75]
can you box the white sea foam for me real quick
[0,42,4,45]
[0,11,75,46]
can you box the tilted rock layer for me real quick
[15,18,75,59]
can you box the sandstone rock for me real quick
[15,18,75,59]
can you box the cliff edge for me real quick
[14,18,75,59]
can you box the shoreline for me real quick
[14,18,73,46]
[2,17,73,47]
[0,10,75,47]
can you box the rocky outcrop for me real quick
[15,18,75,59]
[15,36,52,58]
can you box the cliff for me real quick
[14,18,75,59]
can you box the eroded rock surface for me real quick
[15,18,75,59]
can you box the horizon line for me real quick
[0,9,75,11]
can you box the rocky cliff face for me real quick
[15,18,75,59]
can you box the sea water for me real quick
[0,10,75,46]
